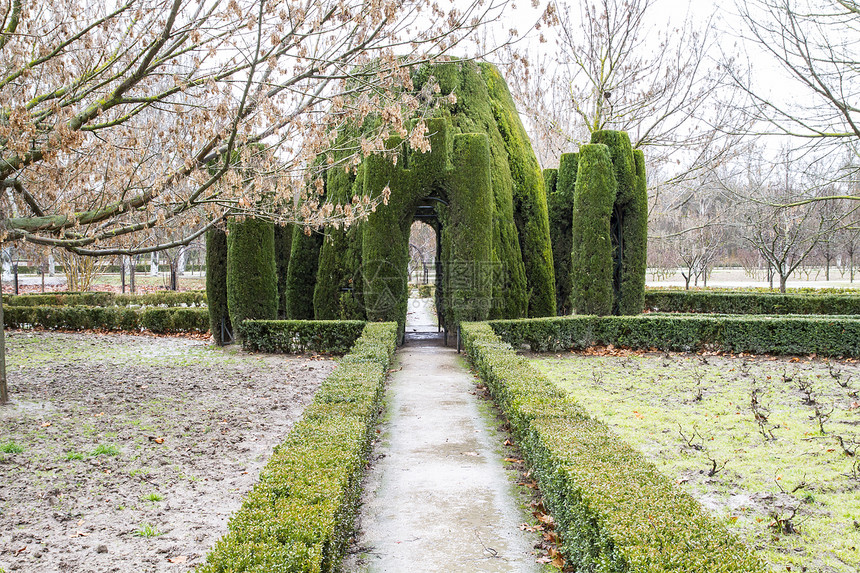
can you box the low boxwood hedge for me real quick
[489,314,860,356]
[4,305,209,333]
[200,322,398,573]
[460,322,765,572]
[645,290,860,315]
[2,291,207,308]
[238,320,366,354]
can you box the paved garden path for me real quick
[344,299,542,572]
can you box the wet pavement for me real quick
[343,298,542,572]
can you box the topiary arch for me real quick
[291,60,556,337]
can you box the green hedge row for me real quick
[489,314,860,356]
[239,320,367,354]
[2,291,207,308]
[4,305,209,333]
[460,323,765,572]
[645,290,860,315]
[200,322,398,573]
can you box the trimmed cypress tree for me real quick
[547,152,579,315]
[591,130,636,205]
[274,223,292,319]
[205,227,231,345]
[442,132,494,325]
[482,63,556,317]
[285,225,323,319]
[226,217,278,331]
[570,144,617,316]
[617,149,648,315]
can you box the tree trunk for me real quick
[130,257,136,293]
[1,283,8,405]
[779,273,788,293]
[13,263,18,295]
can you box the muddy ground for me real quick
[0,331,334,572]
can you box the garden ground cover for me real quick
[532,350,860,572]
[0,331,333,572]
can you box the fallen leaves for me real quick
[147,436,165,444]
[167,555,188,564]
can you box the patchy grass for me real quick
[133,523,162,538]
[533,351,860,572]
[91,444,121,457]
[0,441,24,454]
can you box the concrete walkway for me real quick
[345,298,542,572]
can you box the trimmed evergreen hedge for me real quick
[2,291,207,308]
[488,314,860,356]
[207,227,232,345]
[4,305,209,333]
[570,143,616,316]
[199,322,398,573]
[645,290,860,315]
[226,217,278,329]
[460,322,766,572]
[239,320,367,354]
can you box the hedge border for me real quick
[645,290,860,315]
[239,320,367,354]
[199,322,398,573]
[460,322,765,572]
[488,314,860,357]
[3,305,209,333]
[2,291,207,308]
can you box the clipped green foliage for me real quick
[441,132,494,324]
[239,320,366,354]
[3,291,208,308]
[460,323,767,573]
[645,290,860,315]
[206,227,232,345]
[617,149,648,315]
[4,305,208,333]
[570,144,616,316]
[200,322,397,573]
[547,153,579,315]
[274,223,293,319]
[285,225,323,320]
[482,63,555,317]
[488,314,860,357]
[227,218,278,330]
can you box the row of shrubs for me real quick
[645,290,860,315]
[199,322,398,573]
[489,314,860,356]
[239,320,367,354]
[461,322,765,572]
[2,291,207,307]
[3,305,209,333]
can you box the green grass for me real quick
[91,444,120,457]
[133,523,161,538]
[533,352,860,572]
[142,492,163,502]
[63,450,86,461]
[0,441,24,454]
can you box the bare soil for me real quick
[0,331,334,572]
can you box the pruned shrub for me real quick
[460,322,766,572]
[239,320,366,354]
[199,322,397,573]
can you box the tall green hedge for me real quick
[274,223,293,319]
[617,149,648,315]
[570,144,616,315]
[226,218,278,330]
[441,132,494,324]
[547,152,579,315]
[285,225,323,320]
[206,227,232,345]
[482,63,556,317]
